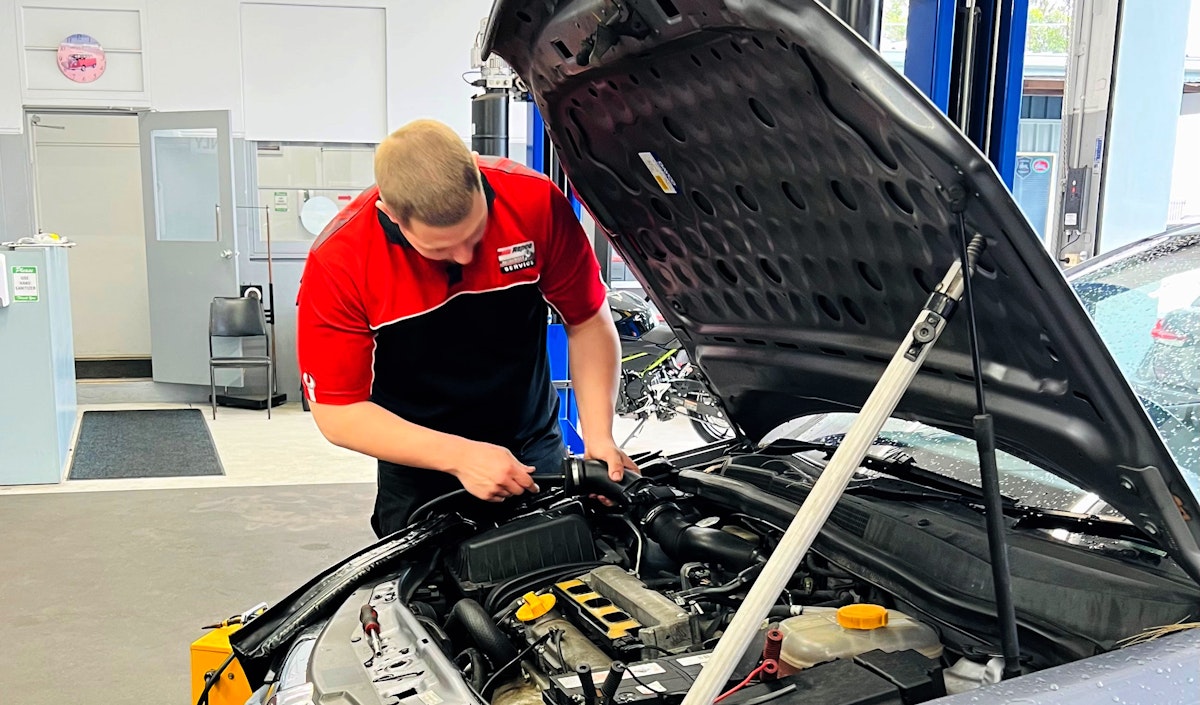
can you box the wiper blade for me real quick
[758,438,1014,506]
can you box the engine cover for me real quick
[554,566,694,652]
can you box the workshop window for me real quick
[246,142,376,259]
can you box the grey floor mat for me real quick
[67,409,224,479]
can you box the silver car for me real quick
[221,2,1200,705]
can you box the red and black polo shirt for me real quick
[296,156,606,449]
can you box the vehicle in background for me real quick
[1067,226,1200,482]
[608,289,732,444]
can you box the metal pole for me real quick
[824,0,884,48]
[237,204,280,400]
[265,208,278,396]
[679,258,969,705]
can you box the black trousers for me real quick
[370,428,567,538]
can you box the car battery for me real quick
[543,653,705,705]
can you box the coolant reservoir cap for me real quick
[516,591,556,622]
[836,604,888,630]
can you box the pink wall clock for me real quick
[57,34,106,83]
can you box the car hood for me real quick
[483,0,1200,579]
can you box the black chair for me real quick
[209,297,275,419]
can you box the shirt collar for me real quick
[378,171,496,249]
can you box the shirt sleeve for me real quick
[539,182,607,325]
[296,253,375,405]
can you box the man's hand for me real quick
[583,440,638,507]
[448,439,539,502]
[585,439,639,482]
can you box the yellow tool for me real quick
[191,603,266,705]
[190,625,252,705]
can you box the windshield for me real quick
[765,414,1119,516]
[1068,228,1200,495]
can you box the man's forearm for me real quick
[565,309,621,444]
[309,399,467,472]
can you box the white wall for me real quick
[0,0,497,141]
[0,1,24,133]
[145,0,244,132]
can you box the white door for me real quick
[138,110,240,386]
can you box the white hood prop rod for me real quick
[680,254,972,705]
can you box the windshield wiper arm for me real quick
[1010,507,1155,546]
[758,438,1014,506]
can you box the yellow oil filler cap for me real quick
[516,591,557,622]
[836,604,889,630]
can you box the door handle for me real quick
[221,249,234,259]
[215,204,222,242]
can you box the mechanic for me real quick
[297,119,636,538]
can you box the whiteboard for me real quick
[240,3,387,143]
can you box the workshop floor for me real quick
[0,403,707,704]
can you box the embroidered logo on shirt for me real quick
[498,241,536,273]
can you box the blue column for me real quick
[904,0,957,113]
[527,105,545,171]
[1098,1,1192,253]
[532,106,585,453]
[905,0,1028,187]
[546,322,584,453]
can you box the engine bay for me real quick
[248,453,1200,705]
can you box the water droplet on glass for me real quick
[1113,697,1121,703]
[1157,668,1164,674]
[1097,681,1104,688]
[1049,684,1059,691]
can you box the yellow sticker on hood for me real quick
[639,152,678,194]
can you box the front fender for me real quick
[230,513,476,685]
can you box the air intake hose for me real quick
[561,457,644,501]
[562,458,763,570]
[446,599,517,668]
[644,504,764,571]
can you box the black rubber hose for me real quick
[563,457,645,502]
[446,599,518,668]
[645,505,763,570]
[458,647,487,692]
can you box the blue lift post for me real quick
[904,0,1028,188]
[904,0,957,113]
[530,105,585,453]
[968,0,1029,187]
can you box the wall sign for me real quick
[11,266,39,303]
[57,34,106,83]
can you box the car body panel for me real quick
[928,628,1200,704]
[481,0,1200,580]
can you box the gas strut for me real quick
[950,185,1022,679]
[679,215,985,705]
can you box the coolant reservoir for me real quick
[778,604,943,669]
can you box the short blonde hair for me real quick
[375,120,481,227]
